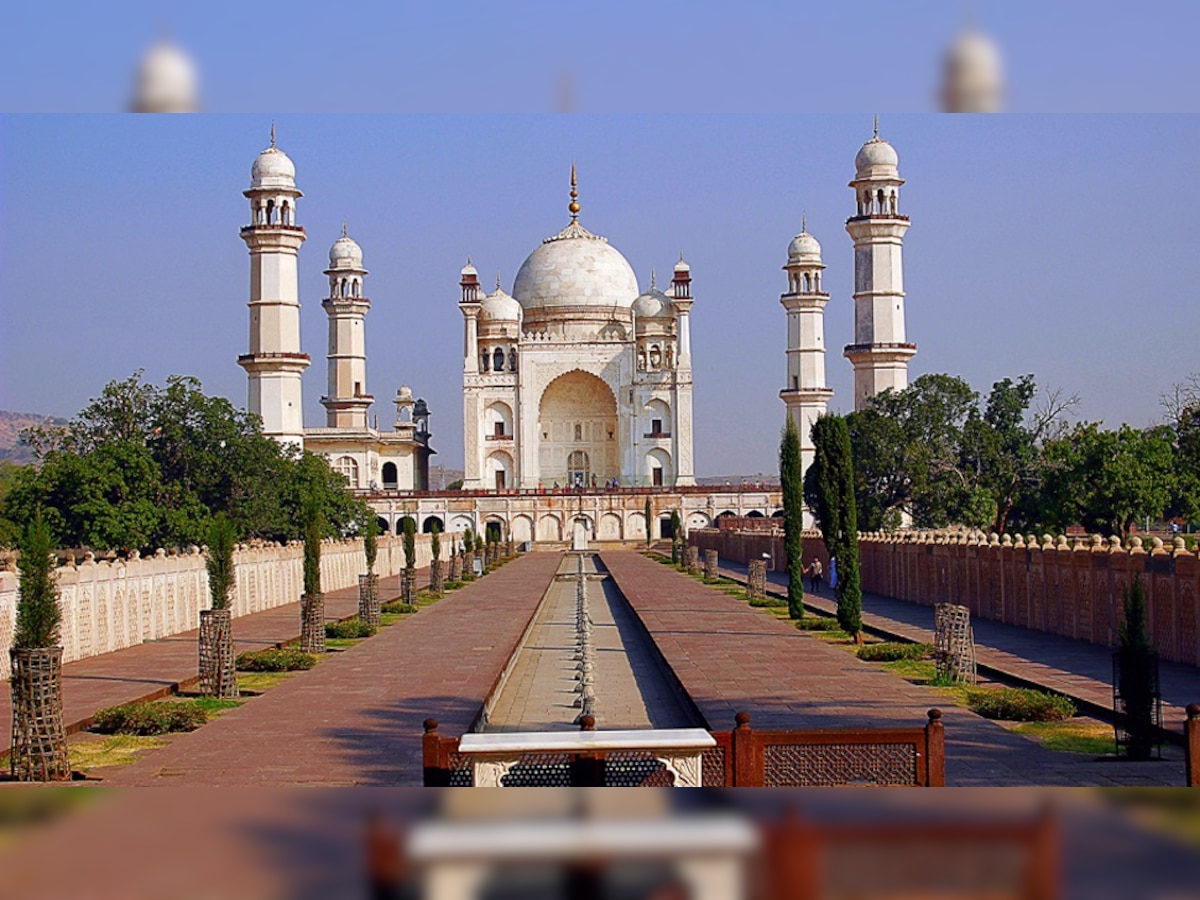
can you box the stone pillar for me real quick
[748,559,767,600]
[300,592,325,654]
[704,550,719,583]
[686,545,701,576]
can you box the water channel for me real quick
[485,553,696,732]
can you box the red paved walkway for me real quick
[601,552,1187,785]
[0,571,420,755]
[719,559,1200,738]
[104,554,562,785]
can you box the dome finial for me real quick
[873,114,879,138]
[496,271,502,290]
[270,121,276,148]
[342,219,348,238]
[651,268,657,289]
[801,212,807,233]
[568,161,581,222]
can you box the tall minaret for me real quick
[459,259,483,488]
[238,127,309,447]
[780,217,834,506]
[844,119,915,411]
[670,254,696,487]
[321,224,373,428]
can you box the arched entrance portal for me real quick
[538,370,619,488]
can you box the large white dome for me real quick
[513,221,639,312]
[134,40,197,112]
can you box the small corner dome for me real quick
[787,230,822,263]
[460,260,478,277]
[854,136,899,177]
[250,146,296,189]
[329,234,363,267]
[633,288,673,320]
[513,222,639,311]
[480,288,522,322]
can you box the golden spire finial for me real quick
[568,162,580,221]
[873,114,879,138]
[270,121,276,148]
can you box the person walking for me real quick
[808,556,823,593]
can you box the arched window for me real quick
[332,455,359,488]
[508,348,517,371]
[266,199,276,224]
[493,347,505,372]
[281,201,291,225]
[382,462,398,490]
[351,279,360,298]
[480,348,490,372]
[341,277,348,298]
[802,273,811,292]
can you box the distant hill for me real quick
[0,410,67,464]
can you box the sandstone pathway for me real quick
[600,552,1186,786]
[0,571,420,756]
[104,554,562,785]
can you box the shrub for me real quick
[749,595,788,608]
[235,647,317,672]
[967,688,1075,722]
[795,616,841,632]
[92,700,208,736]
[325,618,377,639]
[856,642,933,662]
[381,600,417,615]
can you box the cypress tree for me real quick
[362,510,379,576]
[302,494,324,597]
[205,513,237,611]
[779,415,805,619]
[670,510,682,566]
[1117,574,1157,759]
[810,415,861,639]
[644,497,652,549]
[13,511,62,649]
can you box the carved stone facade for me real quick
[459,174,695,490]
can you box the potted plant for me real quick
[199,512,239,698]
[9,512,70,781]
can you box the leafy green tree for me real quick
[1040,423,1176,539]
[430,521,441,562]
[809,415,861,638]
[13,512,62,649]
[463,528,474,554]
[779,415,805,619]
[0,372,364,551]
[205,513,237,610]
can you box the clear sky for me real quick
[1,1,1197,112]
[1,114,1197,476]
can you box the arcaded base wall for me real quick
[691,529,1200,667]
[0,535,432,681]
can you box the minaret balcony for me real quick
[240,224,307,235]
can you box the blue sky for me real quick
[2,2,1197,112]
[1,114,1197,475]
